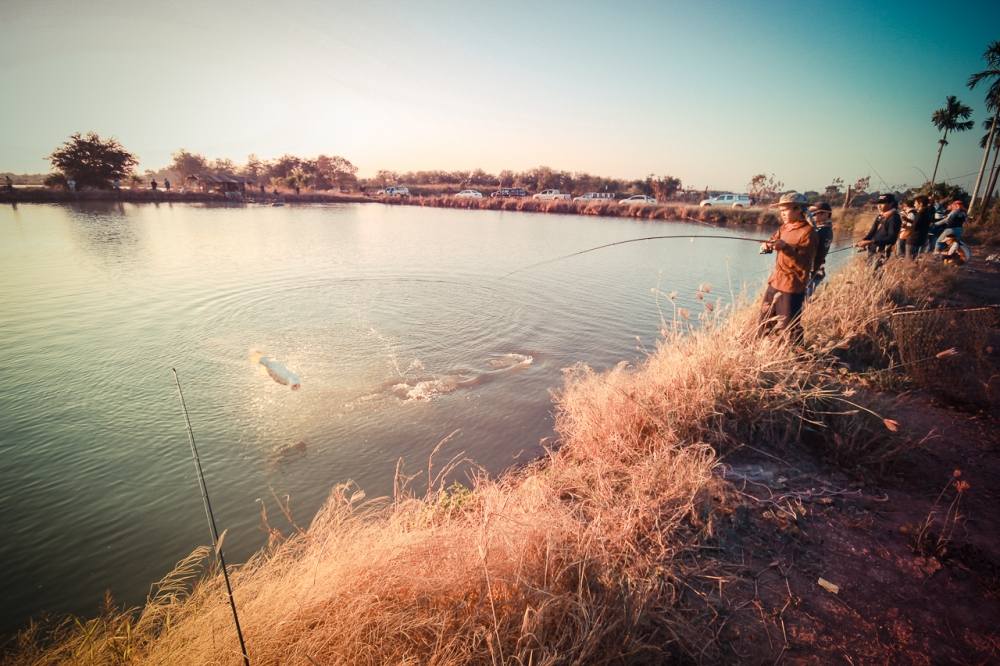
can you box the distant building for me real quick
[187,173,254,196]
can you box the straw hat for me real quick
[771,192,807,208]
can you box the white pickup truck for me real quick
[532,189,572,201]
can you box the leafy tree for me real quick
[930,95,974,183]
[747,173,784,203]
[824,177,844,199]
[268,155,304,181]
[169,149,208,182]
[647,174,681,200]
[313,155,358,190]
[242,154,266,181]
[285,166,308,194]
[969,45,1000,212]
[211,158,237,177]
[48,132,138,189]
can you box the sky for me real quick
[1,0,998,192]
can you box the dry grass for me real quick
[6,258,959,665]
[403,195,776,226]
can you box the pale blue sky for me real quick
[1,0,998,191]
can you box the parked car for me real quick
[574,192,617,201]
[490,187,528,198]
[455,189,483,199]
[532,189,572,201]
[377,186,410,197]
[699,193,753,208]
[618,195,657,206]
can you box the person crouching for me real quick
[759,192,818,343]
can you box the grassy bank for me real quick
[0,188,369,205]
[8,256,980,664]
[399,195,780,226]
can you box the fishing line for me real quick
[171,368,251,666]
[503,230,861,279]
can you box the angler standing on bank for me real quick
[759,192,818,342]
[857,193,901,260]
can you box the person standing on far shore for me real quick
[759,192,818,343]
[164,178,171,191]
[151,179,158,191]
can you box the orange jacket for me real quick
[767,219,818,294]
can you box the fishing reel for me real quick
[758,242,774,255]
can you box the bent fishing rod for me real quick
[503,233,857,278]
[172,368,251,666]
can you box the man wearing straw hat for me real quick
[759,192,818,342]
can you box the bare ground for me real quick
[706,256,1000,664]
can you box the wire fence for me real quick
[890,305,1000,408]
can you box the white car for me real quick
[574,192,616,201]
[699,193,753,208]
[532,189,572,201]
[455,189,483,199]
[379,186,409,197]
[618,195,657,206]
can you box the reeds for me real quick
[405,195,776,226]
[7,257,952,665]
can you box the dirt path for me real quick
[711,255,1000,663]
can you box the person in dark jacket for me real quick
[904,195,934,259]
[806,202,834,294]
[857,193,901,261]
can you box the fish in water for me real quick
[250,351,301,390]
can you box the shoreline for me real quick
[1,188,783,226]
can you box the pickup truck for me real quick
[532,189,572,201]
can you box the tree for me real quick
[968,41,1000,213]
[930,95,974,183]
[824,177,844,200]
[978,118,1000,208]
[647,174,682,200]
[48,132,138,189]
[747,173,784,204]
[169,149,208,183]
[242,154,266,182]
[313,155,358,190]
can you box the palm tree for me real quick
[979,117,1000,208]
[968,40,1000,213]
[930,95,974,184]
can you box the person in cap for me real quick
[856,193,901,261]
[936,233,972,266]
[902,195,934,259]
[806,202,834,294]
[933,199,967,251]
[759,192,818,342]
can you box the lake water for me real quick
[0,201,793,634]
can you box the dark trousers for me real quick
[760,286,806,343]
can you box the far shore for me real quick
[1,187,784,226]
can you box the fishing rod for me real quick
[503,232,859,278]
[171,368,251,666]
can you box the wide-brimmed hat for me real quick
[809,202,832,213]
[771,192,807,208]
[875,193,897,206]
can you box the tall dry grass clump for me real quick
[7,258,934,666]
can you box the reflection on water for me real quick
[0,201,797,635]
